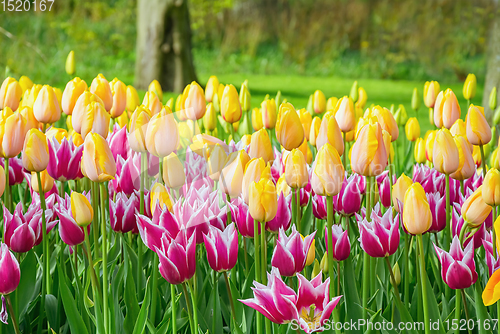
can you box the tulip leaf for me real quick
[343,255,364,333]
[111,264,125,334]
[124,246,140,334]
[45,294,59,333]
[132,277,151,334]
[13,250,39,319]
[57,263,89,334]
[300,199,313,236]
[474,279,493,334]
[422,265,447,334]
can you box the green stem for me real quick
[343,132,347,172]
[417,234,430,334]
[461,289,472,334]
[362,177,372,319]
[254,219,262,334]
[91,182,100,259]
[261,221,267,284]
[326,195,335,303]
[138,152,147,292]
[292,188,297,229]
[37,172,50,294]
[212,271,217,334]
[4,157,10,213]
[384,257,403,306]
[5,295,20,334]
[223,271,239,330]
[494,207,498,259]
[480,144,487,178]
[171,284,177,334]
[454,289,461,334]
[404,233,410,309]
[182,283,195,334]
[187,279,198,334]
[150,256,159,325]
[99,183,109,334]
[445,174,451,247]
[226,194,232,225]
[243,237,250,275]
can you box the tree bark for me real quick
[135,0,197,93]
[482,0,500,124]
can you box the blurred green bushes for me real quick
[0,0,493,87]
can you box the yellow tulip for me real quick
[221,84,242,124]
[276,102,304,151]
[61,77,88,116]
[129,106,152,153]
[142,91,162,116]
[356,87,368,109]
[33,85,61,124]
[251,107,263,131]
[423,81,440,108]
[109,78,127,118]
[370,106,399,141]
[81,101,111,140]
[482,169,500,206]
[45,127,68,144]
[239,81,251,112]
[115,110,129,129]
[411,87,420,112]
[351,122,388,177]
[316,111,344,155]
[242,158,266,204]
[461,186,492,227]
[405,117,420,142]
[146,106,179,158]
[31,170,54,194]
[241,134,251,146]
[301,235,316,266]
[483,267,500,306]
[219,150,249,198]
[326,97,338,112]
[434,88,461,129]
[313,90,326,114]
[0,77,22,111]
[72,91,105,134]
[163,153,185,190]
[392,174,413,210]
[126,85,140,112]
[81,133,117,183]
[414,138,426,164]
[262,99,277,129]
[22,128,49,172]
[450,118,466,137]
[249,177,278,222]
[0,166,5,197]
[65,50,76,76]
[403,183,432,235]
[450,135,475,181]
[148,80,163,102]
[71,191,94,227]
[19,106,39,131]
[466,105,492,146]
[432,128,460,175]
[70,131,84,146]
[203,103,217,131]
[184,82,206,120]
[18,76,33,93]
[311,142,345,196]
[309,116,321,147]
[150,182,173,214]
[334,96,355,133]
[284,148,309,189]
[276,174,291,198]
[297,108,312,141]
[90,74,113,111]
[463,73,477,101]
[205,76,219,103]
[249,128,273,164]
[3,112,27,158]
[20,84,42,109]
[207,144,228,181]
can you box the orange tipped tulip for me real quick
[276,103,304,151]
[90,74,113,111]
[81,101,111,140]
[22,128,49,172]
[392,174,413,210]
[405,117,420,142]
[242,158,266,204]
[334,96,355,132]
[129,106,152,153]
[434,88,461,129]
[2,112,27,158]
[313,90,326,114]
[249,177,277,223]
[466,105,492,146]
[249,128,273,163]
[316,111,344,155]
[311,143,345,196]
[33,85,62,124]
[0,77,22,111]
[284,148,309,189]
[109,78,127,118]
[261,99,277,129]
[163,153,185,190]
[146,107,179,158]
[351,122,388,177]
[432,128,459,175]
[425,130,437,162]
[81,132,117,183]
[461,185,492,227]
[31,170,54,194]
[424,81,440,108]
[450,135,475,181]
[61,77,88,116]
[482,169,500,206]
[185,82,206,120]
[221,84,242,124]
[403,183,432,235]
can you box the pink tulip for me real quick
[137,203,180,251]
[451,203,486,249]
[0,243,20,295]
[324,224,351,261]
[266,193,292,233]
[110,192,140,233]
[434,235,477,289]
[0,157,24,186]
[111,154,141,196]
[231,200,260,238]
[377,173,391,208]
[204,223,238,272]
[47,137,84,181]
[426,192,446,233]
[240,268,342,333]
[107,124,130,160]
[155,230,196,285]
[312,194,327,220]
[357,207,399,258]
[271,226,316,277]
[333,173,362,216]
[55,193,90,246]
[483,233,500,276]
[4,201,57,253]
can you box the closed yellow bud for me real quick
[285,148,309,189]
[351,122,388,177]
[490,87,498,111]
[61,77,88,116]
[249,128,273,164]
[126,85,140,112]
[115,110,129,129]
[434,88,461,129]
[109,78,127,118]
[185,82,206,120]
[221,84,242,124]
[411,88,420,112]
[142,91,162,116]
[20,84,42,109]
[148,80,163,102]
[129,106,152,153]
[90,74,113,111]
[242,158,266,205]
[30,170,53,194]
[433,128,459,175]
[249,177,278,223]
[203,103,217,131]
[298,108,312,141]
[205,76,219,103]
[392,174,413,210]
[356,88,368,109]
[309,117,322,147]
[81,133,117,183]
[276,173,291,198]
[252,107,263,131]
[450,135,475,181]
[403,183,432,235]
[65,50,76,76]
[261,99,277,129]
[334,96,355,133]
[239,81,251,112]
[163,153,185,190]
[304,236,315,266]
[150,182,173,214]
[311,143,345,196]
[220,150,249,198]
[483,169,500,206]
[0,78,22,111]
[424,81,440,108]
[370,106,399,141]
[316,111,344,155]
[450,119,466,137]
[70,131,84,146]
[326,97,338,112]
[22,128,49,172]
[463,73,477,100]
[405,117,420,142]
[72,91,105,134]
[276,103,304,151]
[207,144,228,181]
[3,112,27,158]
[146,106,179,158]
[81,101,111,140]
[18,76,33,93]
[33,85,61,124]
[466,105,492,146]
[313,90,326,114]
[71,191,93,227]
[462,186,492,227]
[414,138,426,164]
[320,252,328,274]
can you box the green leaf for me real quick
[124,245,140,334]
[422,266,447,334]
[343,255,363,334]
[474,279,493,334]
[13,251,39,319]
[57,264,89,334]
[132,278,151,334]
[45,294,58,332]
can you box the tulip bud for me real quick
[72,91,105,134]
[207,144,228,181]
[126,85,140,112]
[239,81,251,112]
[334,96,355,133]
[150,182,173,214]
[81,101,111,140]
[249,128,273,163]
[205,76,219,103]
[22,128,49,172]
[316,111,344,155]
[450,135,475,181]
[463,73,477,101]
[241,158,266,204]
[433,128,460,175]
[425,130,437,162]
[313,90,326,114]
[450,119,466,137]
[276,174,291,198]
[65,50,76,76]
[403,183,432,235]
[251,107,263,131]
[466,105,492,146]
[311,259,321,278]
[148,80,163,102]
[276,103,304,151]
[146,107,179,158]
[249,177,278,222]
[490,87,497,111]
[0,243,21,295]
[309,116,322,147]
[20,84,42,109]
[142,91,162,116]
[424,81,440,108]
[311,143,345,196]
[0,78,22,111]
[163,153,185,190]
[414,137,426,163]
[326,97,339,112]
[31,170,54,193]
[33,85,62,124]
[370,106,399,141]
[220,150,249,198]
[320,252,328,273]
[462,186,492,227]
[81,133,116,183]
[305,237,315,266]
[109,78,127,118]
[284,149,309,189]
[129,106,151,153]
[70,191,94,227]
[3,112,27,158]
[221,84,242,124]
[392,173,413,210]
[61,77,88,116]
[184,82,206,120]
[391,263,401,286]
[275,91,282,111]
[351,122,388,177]
[349,81,359,102]
[90,74,113,111]
[203,103,217,131]
[434,88,461,129]
[19,76,33,93]
[261,99,277,129]
[356,88,367,110]
[412,88,420,112]
[404,117,420,142]
[483,169,500,206]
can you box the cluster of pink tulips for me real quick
[0,54,500,334]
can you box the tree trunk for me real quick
[135,0,197,93]
[482,0,500,124]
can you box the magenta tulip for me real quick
[324,224,351,261]
[0,157,24,186]
[271,226,316,277]
[483,233,500,276]
[110,192,140,233]
[333,172,362,216]
[434,235,477,289]
[312,194,327,220]
[204,223,238,272]
[266,193,292,233]
[0,243,20,295]
[47,137,84,181]
[232,200,260,238]
[240,268,342,333]
[111,154,140,196]
[55,193,90,246]
[427,192,446,233]
[357,206,400,258]
[451,203,486,249]
[137,203,180,251]
[155,230,196,285]
[107,124,130,160]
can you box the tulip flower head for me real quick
[405,117,420,142]
[461,185,493,228]
[80,101,111,140]
[316,111,344,155]
[334,96,355,132]
[466,105,492,146]
[110,192,140,234]
[284,149,309,189]
[313,90,326,114]
[272,226,316,276]
[0,77,22,111]
[155,230,196,285]
[351,122,388,177]
[71,191,94,227]
[276,103,304,151]
[414,137,426,164]
[433,128,460,175]
[483,169,500,206]
[249,128,273,163]
[221,84,242,124]
[145,106,179,158]
[184,82,206,120]
[163,153,186,190]
[62,77,88,116]
[90,74,113,111]
[109,78,127,118]
[0,243,20,295]
[357,204,400,257]
[22,128,49,173]
[424,81,440,108]
[463,73,477,101]
[33,85,62,124]
[333,172,362,216]
[205,76,219,103]
[81,132,117,182]
[324,224,351,261]
[129,106,152,153]
[311,143,345,196]
[433,88,461,129]
[249,175,278,223]
[403,183,432,235]
[450,135,476,181]
[150,182,173,214]
[203,223,238,272]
